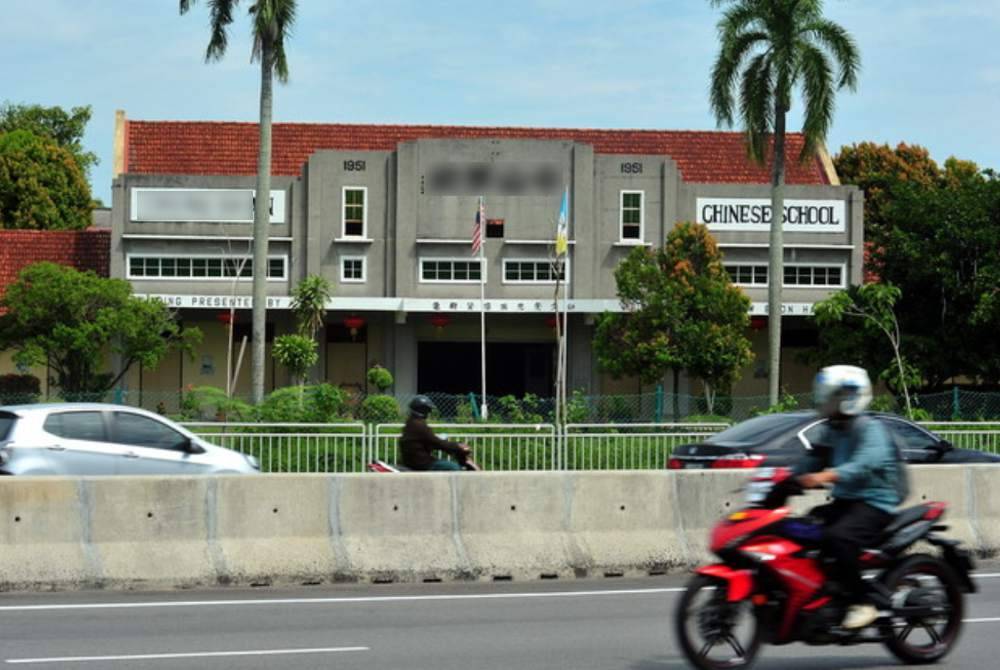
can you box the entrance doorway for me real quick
[418,342,555,397]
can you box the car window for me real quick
[706,414,811,446]
[43,412,107,442]
[113,412,187,451]
[884,419,938,452]
[801,420,828,447]
[0,413,15,440]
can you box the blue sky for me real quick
[4,0,998,204]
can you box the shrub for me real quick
[360,394,401,423]
[179,385,253,421]
[751,392,801,417]
[0,374,41,404]
[496,394,545,424]
[565,389,591,424]
[366,365,394,393]
[683,414,732,425]
[256,384,348,424]
[869,394,898,413]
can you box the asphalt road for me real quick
[1,573,999,669]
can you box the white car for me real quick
[0,403,259,476]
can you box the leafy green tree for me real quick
[874,169,1000,386]
[814,283,917,416]
[833,142,939,237]
[291,274,332,340]
[0,102,98,178]
[0,263,201,397]
[0,130,92,229]
[272,334,318,388]
[708,0,860,405]
[181,0,298,404]
[595,222,753,419]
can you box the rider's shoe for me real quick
[842,604,879,629]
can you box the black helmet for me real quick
[409,395,435,419]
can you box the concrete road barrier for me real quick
[0,466,998,591]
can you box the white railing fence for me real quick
[179,421,1000,473]
[372,423,559,471]
[182,422,369,473]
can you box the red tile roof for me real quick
[0,230,111,306]
[125,120,830,185]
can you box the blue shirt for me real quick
[798,418,902,513]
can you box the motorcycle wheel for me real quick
[883,554,964,665]
[674,574,761,670]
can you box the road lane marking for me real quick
[965,618,1000,624]
[5,647,369,665]
[0,572,996,613]
[0,588,687,612]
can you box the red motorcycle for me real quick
[675,467,976,669]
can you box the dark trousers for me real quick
[810,499,893,603]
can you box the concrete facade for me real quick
[109,116,863,401]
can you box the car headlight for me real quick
[0,448,10,466]
[244,454,260,470]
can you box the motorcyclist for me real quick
[795,365,902,630]
[398,395,472,471]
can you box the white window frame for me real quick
[782,263,847,289]
[502,258,570,285]
[725,263,769,287]
[125,253,288,282]
[341,186,368,239]
[340,255,367,283]
[619,190,645,243]
[418,257,487,284]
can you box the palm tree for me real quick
[708,0,859,405]
[180,0,297,404]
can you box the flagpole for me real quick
[479,196,488,421]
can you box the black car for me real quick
[667,411,1000,470]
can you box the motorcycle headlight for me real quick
[244,454,261,471]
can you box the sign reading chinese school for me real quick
[697,198,846,233]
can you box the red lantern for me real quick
[216,311,233,325]
[343,315,366,340]
[429,314,451,332]
[750,316,767,331]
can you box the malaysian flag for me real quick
[472,196,485,255]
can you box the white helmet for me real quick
[813,365,872,418]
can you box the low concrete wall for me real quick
[0,466,996,591]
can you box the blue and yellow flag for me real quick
[555,188,569,256]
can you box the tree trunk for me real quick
[768,102,787,407]
[251,42,275,405]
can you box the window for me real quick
[783,265,845,287]
[620,190,644,241]
[419,259,484,283]
[725,264,768,286]
[884,419,938,452]
[341,256,366,283]
[113,412,188,451]
[127,255,287,281]
[44,412,107,442]
[342,187,367,238]
[503,259,568,283]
